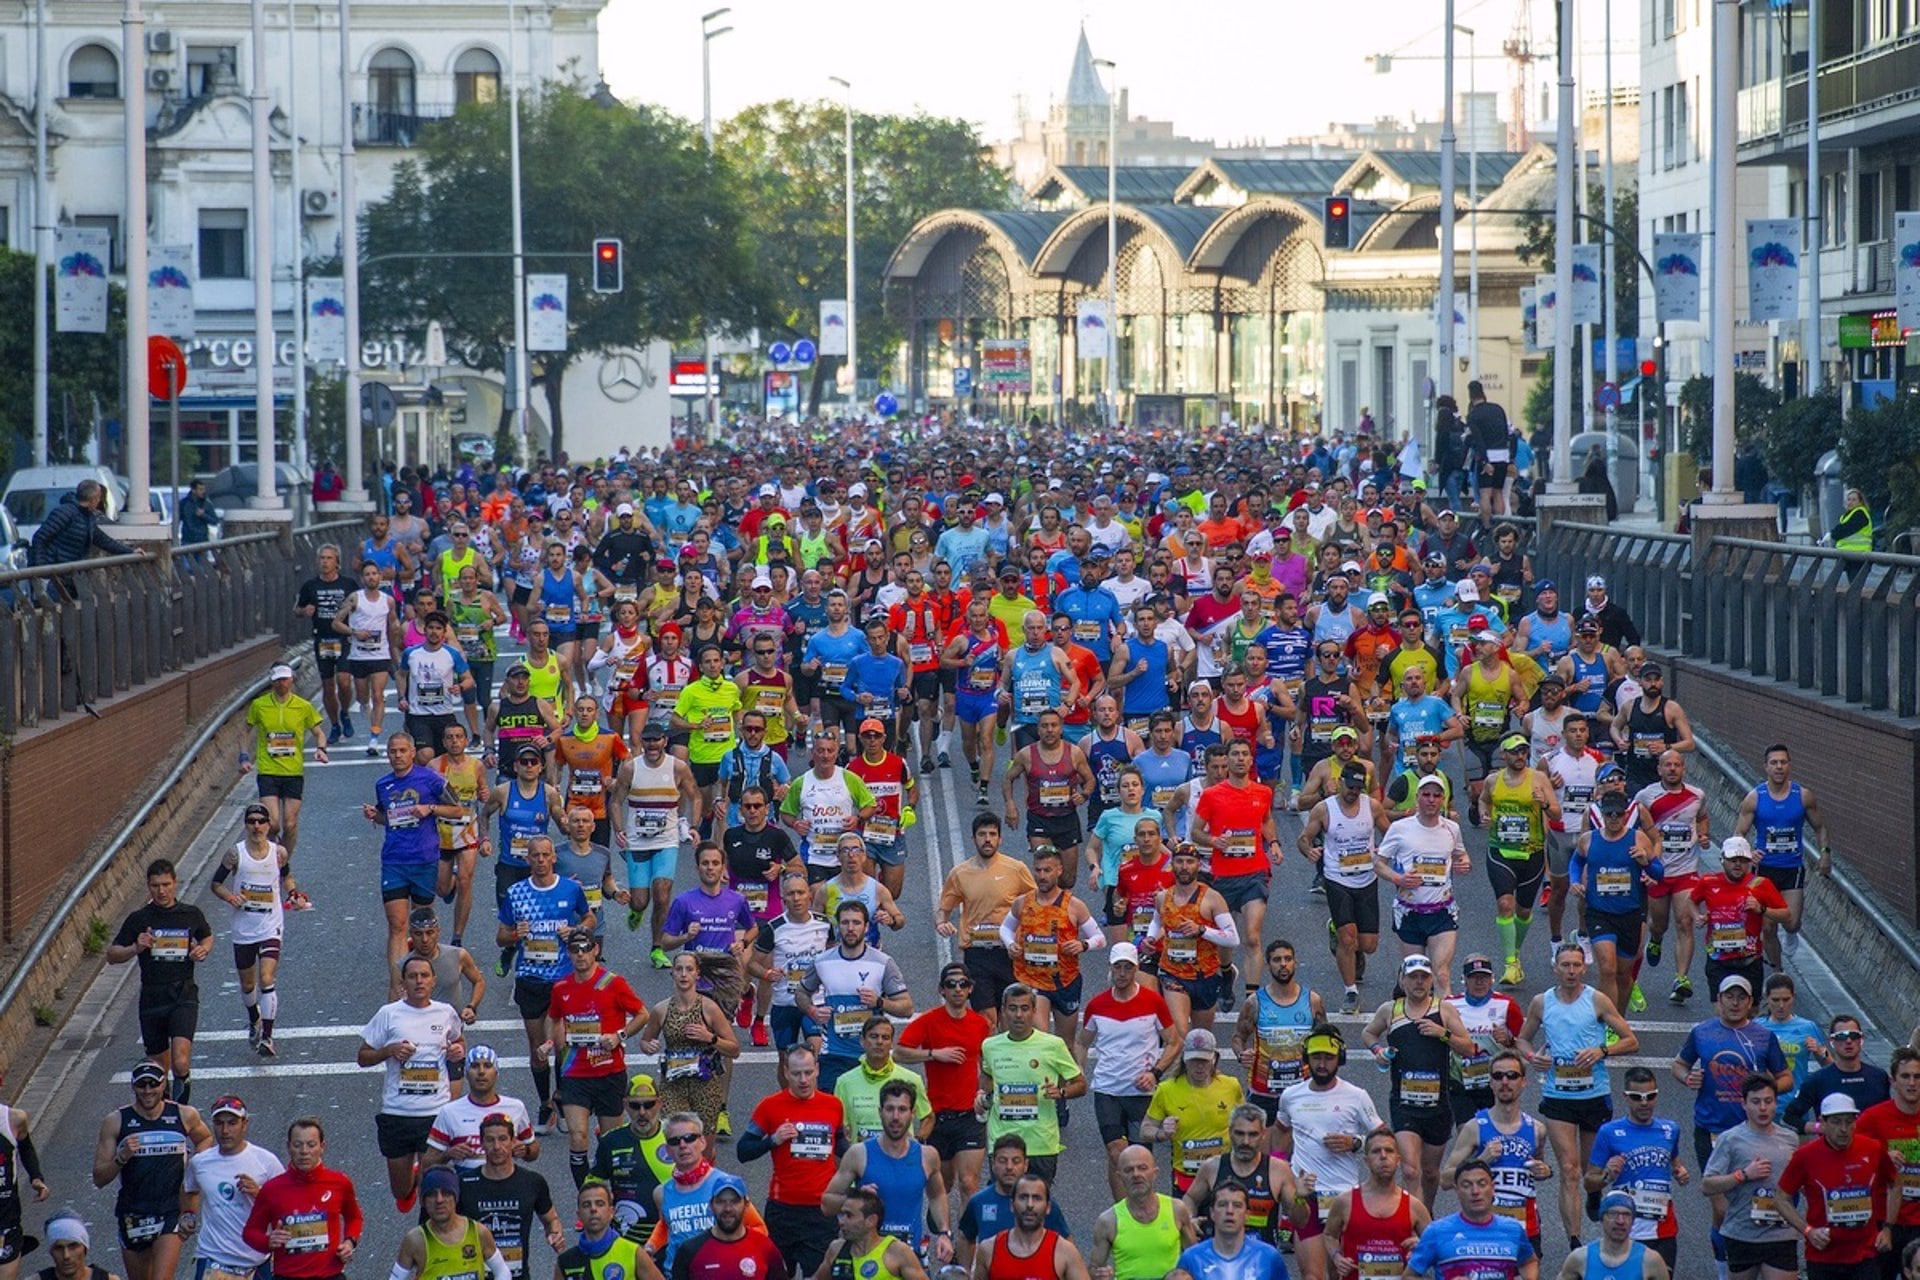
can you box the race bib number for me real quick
[970,921,1002,946]
[1826,1186,1872,1227]
[123,1216,166,1245]
[564,1012,603,1048]
[741,882,770,915]
[832,1007,871,1040]
[1749,1191,1781,1226]
[1021,932,1060,967]
[399,1057,442,1095]
[663,1051,706,1082]
[865,814,899,846]
[702,711,733,744]
[522,935,561,967]
[267,730,299,759]
[281,1212,330,1254]
[1165,936,1199,966]
[1551,1059,1594,1093]
[791,1121,834,1161]
[996,1082,1040,1123]
[1494,814,1531,846]
[822,663,848,691]
[1038,780,1072,810]
[1595,868,1633,897]
[1398,1070,1442,1107]
[1414,854,1450,888]
[544,605,572,625]
[1178,1135,1223,1171]
[149,929,192,962]
[241,884,277,912]
[317,638,343,659]
[1632,1184,1671,1221]
[1708,921,1750,958]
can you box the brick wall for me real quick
[0,638,277,1072]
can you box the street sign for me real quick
[793,338,817,366]
[147,335,187,401]
[953,368,972,397]
[1596,381,1621,410]
[874,391,899,417]
[768,340,793,365]
[361,380,398,429]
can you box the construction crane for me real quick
[1501,0,1549,149]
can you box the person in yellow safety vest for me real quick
[1831,487,1874,553]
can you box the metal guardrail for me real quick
[0,520,362,735]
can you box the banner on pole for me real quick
[1746,219,1801,323]
[1075,299,1113,361]
[980,339,1031,393]
[1894,212,1920,333]
[1534,273,1557,349]
[1569,244,1603,325]
[1452,291,1469,357]
[147,245,195,339]
[1520,287,1540,354]
[527,274,569,352]
[55,227,110,334]
[306,278,346,363]
[1652,232,1703,323]
[818,300,849,356]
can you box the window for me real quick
[186,44,239,98]
[198,208,247,279]
[67,43,118,99]
[1870,0,1897,42]
[1822,172,1848,248]
[72,214,121,271]
[368,48,416,113]
[0,207,8,247]
[1678,81,1692,165]
[453,48,500,107]
[1661,86,1676,168]
[1661,0,1676,37]
[1857,171,1882,243]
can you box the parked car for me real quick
[0,507,24,571]
[2,465,125,545]
[203,463,312,525]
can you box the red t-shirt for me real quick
[673,1227,786,1279]
[897,1006,994,1113]
[1194,780,1275,879]
[748,1088,845,1206]
[1856,1101,1920,1226]
[1117,853,1175,945]
[1061,643,1103,726]
[1777,1133,1892,1264]
[1688,873,1788,964]
[545,969,645,1078]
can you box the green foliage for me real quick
[1521,352,1584,434]
[359,86,770,459]
[1763,388,1842,495]
[1515,185,1641,339]
[1678,373,1777,463]
[718,100,1013,408]
[83,915,110,956]
[0,249,128,464]
[1837,393,1920,533]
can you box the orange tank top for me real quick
[1010,891,1079,990]
[1157,886,1220,980]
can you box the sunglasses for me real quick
[740,801,766,810]
[1624,1091,1660,1102]
[626,1100,657,1111]
[1489,1070,1523,1081]
[941,978,974,990]
[665,1133,702,1146]
[1832,1031,1864,1041]
[246,816,271,825]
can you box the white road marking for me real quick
[114,1049,784,1083]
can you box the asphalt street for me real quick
[13,637,1892,1280]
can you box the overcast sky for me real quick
[600,0,1634,149]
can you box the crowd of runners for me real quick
[14,416,1917,1280]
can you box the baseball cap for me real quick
[210,1095,248,1119]
[1339,763,1369,787]
[131,1061,168,1086]
[639,722,668,740]
[505,661,532,678]
[1109,942,1142,967]
[1718,974,1754,997]
[1366,591,1391,608]
[1339,560,1364,575]
[567,934,597,952]
[1462,955,1495,978]
[627,1073,660,1099]
[998,563,1021,580]
[614,502,635,516]
[1422,551,1446,566]
[1089,545,1113,561]
[1183,1028,1220,1060]
[1639,661,1663,676]
[757,483,778,497]
[1401,954,1434,975]
[1597,790,1629,813]
[1720,835,1756,862]
[514,743,545,762]
[1596,761,1624,781]
[1576,618,1602,634]
[1500,732,1529,753]
[1586,574,1607,590]
[858,718,887,735]
[1455,581,1481,602]
[710,1182,746,1202]
[1438,508,1458,519]
[984,492,1006,505]
[1330,725,1360,743]
[847,481,868,497]
[1538,673,1566,687]
[1535,579,1557,593]
[1820,1092,1861,1117]
[1416,773,1447,792]
[751,571,773,588]
[466,1044,499,1065]
[1467,614,1493,633]
[269,663,295,682]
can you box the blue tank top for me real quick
[1540,986,1609,1099]
[1123,638,1172,716]
[1086,729,1135,809]
[862,1137,926,1243]
[362,535,399,577]
[1009,646,1062,725]
[1567,650,1609,714]
[1582,1241,1648,1280]
[1582,823,1651,912]
[1750,782,1807,868]
[1476,1110,1543,1222]
[957,636,1002,702]
[499,779,552,868]
[1524,610,1573,660]
[1251,986,1316,1096]
[537,567,577,633]
[1312,603,1359,647]
[1180,719,1221,777]
[1136,748,1193,840]
[1260,626,1312,683]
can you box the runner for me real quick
[1439,1051,1554,1255]
[849,719,916,901]
[583,1075,665,1244]
[398,612,475,762]
[364,734,468,971]
[830,1015,932,1144]
[1234,938,1325,1133]
[1586,1065,1688,1276]
[976,985,1086,1185]
[1446,955,1526,1135]
[1571,791,1662,1015]
[90,1064,210,1280]
[1321,1128,1430,1280]
[747,872,833,1075]
[1145,843,1237,1032]
[1558,1192,1673,1280]
[1544,713,1605,956]
[967,1175,1092,1280]
[388,1168,509,1280]
[609,723,702,966]
[1142,1029,1246,1196]
[238,1118,361,1280]
[551,694,629,849]
[241,664,329,854]
[106,860,215,1102]
[945,598,1010,804]
[897,962,995,1203]
[542,934,647,1190]
[336,560,401,756]
[493,836,593,1132]
[1088,1144,1197,1280]
[821,1081,953,1265]
[1190,738,1281,1008]
[294,544,356,744]
[430,723,490,946]
[794,901,914,1091]
[181,1096,283,1280]
[1274,1025,1385,1280]
[1856,1047,1920,1274]
[814,1187,928,1280]
[1733,743,1831,968]
[1179,1105,1307,1250]
[1004,709,1095,890]
[1610,661,1693,794]
[423,1045,535,1171]
[1078,945,1180,1200]
[1696,1075,1804,1280]
[208,806,298,1057]
[1403,1159,1537,1280]
[356,954,466,1212]
[936,814,1038,1030]
[1374,775,1471,995]
[1359,955,1474,1207]
[1477,733,1560,987]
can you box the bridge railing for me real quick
[0,521,361,735]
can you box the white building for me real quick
[0,0,672,471]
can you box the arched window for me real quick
[454,48,500,107]
[368,47,416,114]
[68,44,119,99]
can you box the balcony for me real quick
[352,102,451,147]
[1739,34,1920,161]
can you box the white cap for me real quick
[1339,560,1363,575]
[751,572,773,589]
[1455,581,1481,602]
[1416,773,1447,792]
[757,483,778,497]
[1182,1028,1220,1060]
[1047,478,1063,490]
[1586,574,1607,590]
[983,491,1006,505]
[1720,835,1756,862]
[1366,591,1390,608]
[1820,1092,1861,1117]
[549,497,572,513]
[1109,942,1141,966]
[847,481,868,498]
[269,663,295,682]
[614,502,635,516]
[1401,953,1434,974]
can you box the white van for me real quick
[2,466,125,544]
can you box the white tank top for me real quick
[1548,749,1601,833]
[347,590,393,659]
[1321,795,1379,889]
[797,769,858,867]
[229,840,285,944]
[623,755,681,851]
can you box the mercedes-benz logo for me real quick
[598,352,651,402]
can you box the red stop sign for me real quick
[148,335,188,402]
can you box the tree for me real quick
[1677,372,1777,464]
[1763,388,1841,497]
[1838,393,1920,534]
[718,100,1012,410]
[358,86,769,460]
[1517,185,1642,342]
[0,248,127,466]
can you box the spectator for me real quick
[1734,442,1769,506]
[312,458,344,506]
[1577,449,1619,522]
[28,479,136,569]
[1433,397,1467,506]
[179,479,220,545]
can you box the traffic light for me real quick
[591,238,623,294]
[1640,358,1658,378]
[1323,195,1351,250]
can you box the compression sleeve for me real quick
[734,1124,775,1163]
[16,1133,42,1183]
[1076,915,1107,950]
[1201,912,1241,948]
[998,914,1019,951]
[485,1252,511,1280]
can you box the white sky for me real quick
[599,0,1634,151]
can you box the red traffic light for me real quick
[1327,198,1348,218]
[597,243,617,262]
[1639,359,1657,378]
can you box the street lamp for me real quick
[829,76,856,407]
[507,0,531,465]
[1092,57,1117,429]
[701,9,732,436]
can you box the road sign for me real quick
[1596,381,1621,410]
[768,340,793,365]
[953,368,972,397]
[874,391,899,417]
[147,335,187,401]
[793,339,817,366]
[361,380,398,429]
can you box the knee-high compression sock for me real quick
[532,1063,552,1110]
[568,1148,589,1189]
[1496,915,1518,963]
[171,1073,191,1105]
[259,986,278,1038]
[242,987,260,1026]
[1513,913,1535,953]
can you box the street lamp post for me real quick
[123,0,154,524]
[507,0,530,465]
[701,9,732,437]
[250,0,278,506]
[1549,0,1576,493]
[1707,0,1737,500]
[1438,4,1457,417]
[1093,57,1117,429]
[1459,25,1479,382]
[829,76,855,409]
[336,0,369,505]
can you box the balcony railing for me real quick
[352,102,451,147]
[1739,34,1920,147]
